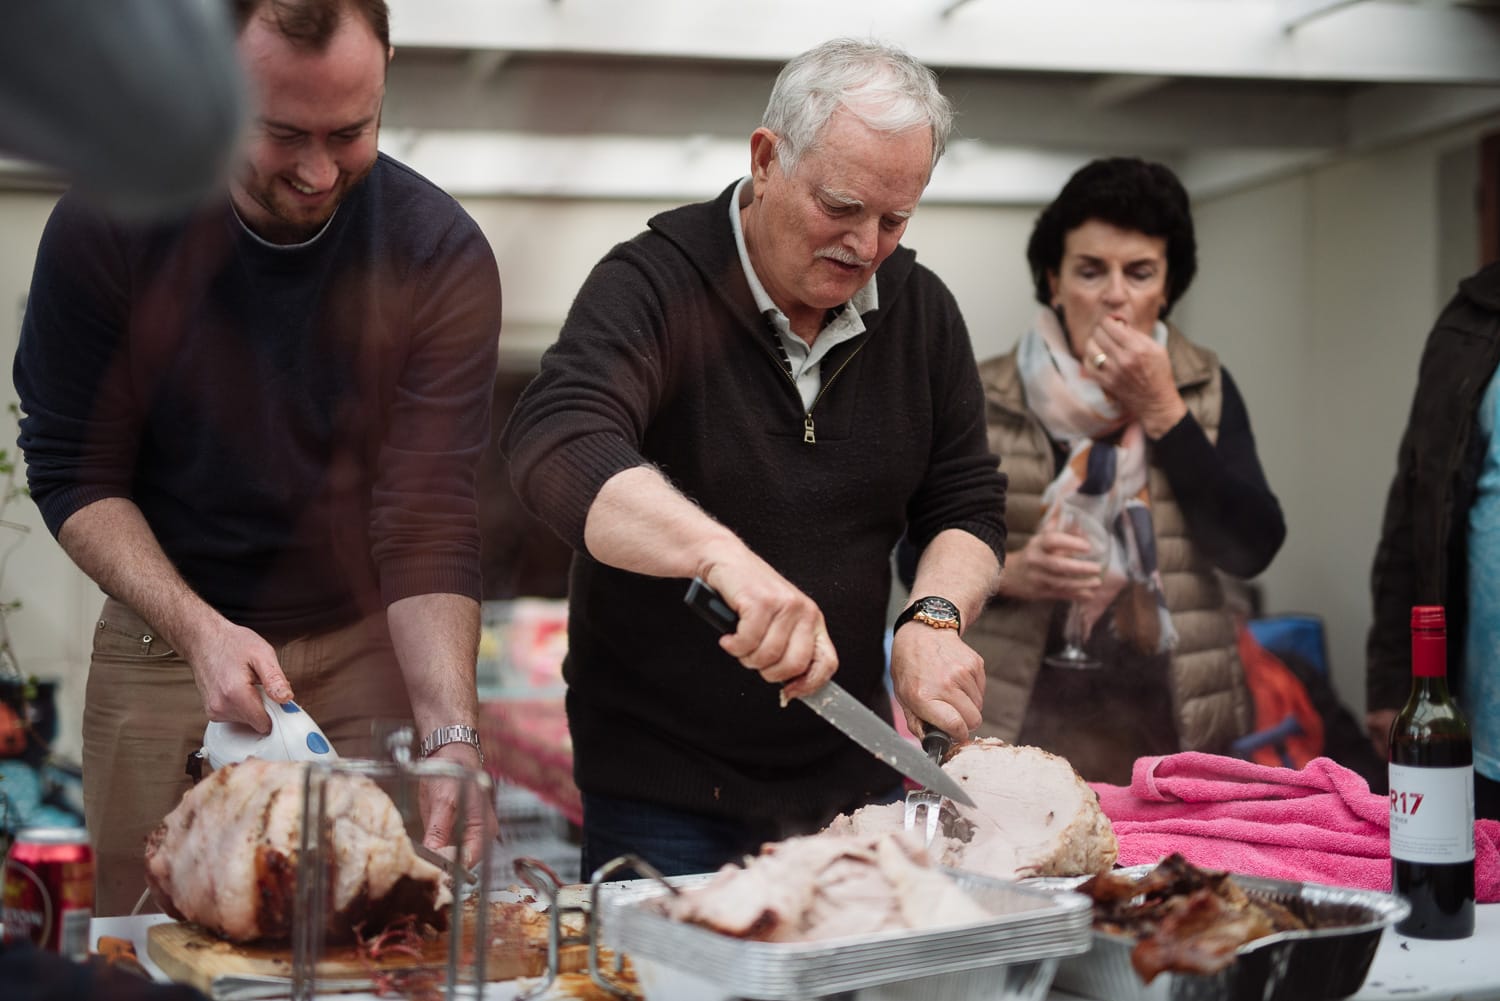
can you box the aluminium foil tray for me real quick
[595,868,1092,1001]
[1027,866,1411,1001]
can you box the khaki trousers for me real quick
[82,597,413,916]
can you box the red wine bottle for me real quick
[1388,605,1475,939]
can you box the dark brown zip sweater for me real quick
[502,181,1007,825]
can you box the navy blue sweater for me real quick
[502,182,1007,825]
[15,155,501,639]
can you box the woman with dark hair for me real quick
[966,158,1285,783]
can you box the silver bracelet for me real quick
[418,724,484,765]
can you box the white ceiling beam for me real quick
[0,155,63,191]
[1277,0,1367,32]
[378,129,1103,204]
[16,92,1499,208]
[378,130,749,202]
[0,127,1413,207]
[1348,83,1500,149]
[1079,74,1173,110]
[383,59,1351,151]
[1173,148,1329,198]
[387,0,1500,85]
[939,0,983,17]
[465,50,510,84]
[379,128,1337,205]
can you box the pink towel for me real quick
[1089,752,1500,903]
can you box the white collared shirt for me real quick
[730,177,877,410]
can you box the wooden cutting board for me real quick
[147,899,591,997]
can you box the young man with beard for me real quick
[502,38,1007,877]
[14,0,502,914]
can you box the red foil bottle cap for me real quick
[1412,605,1446,631]
[1411,604,1447,677]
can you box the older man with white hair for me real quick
[503,37,1007,876]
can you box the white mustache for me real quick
[816,248,872,268]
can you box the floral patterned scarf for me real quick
[1016,307,1178,654]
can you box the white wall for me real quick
[0,193,102,762]
[1182,115,1500,715]
[5,113,1500,758]
[466,198,679,364]
[894,205,1041,362]
[1175,171,1312,636]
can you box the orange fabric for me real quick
[0,700,26,757]
[1237,625,1325,768]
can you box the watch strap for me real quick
[894,596,961,633]
[419,723,484,765]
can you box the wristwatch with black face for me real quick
[894,596,961,633]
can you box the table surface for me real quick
[95,902,1500,1000]
[1345,901,1500,1000]
[92,913,583,1001]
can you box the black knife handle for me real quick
[921,728,952,764]
[685,577,739,634]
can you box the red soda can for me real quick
[2,826,94,959]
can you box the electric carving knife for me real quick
[199,686,338,771]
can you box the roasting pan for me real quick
[591,864,1092,1001]
[1026,866,1411,1001]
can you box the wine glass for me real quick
[1044,500,1112,670]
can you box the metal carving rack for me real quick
[290,748,496,1001]
[513,853,674,1000]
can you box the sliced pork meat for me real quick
[660,832,990,942]
[144,759,450,943]
[948,739,1118,877]
[828,739,1117,879]
[1081,854,1311,983]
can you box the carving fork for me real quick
[902,729,952,847]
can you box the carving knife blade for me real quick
[683,577,975,808]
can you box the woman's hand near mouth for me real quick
[1084,314,1187,437]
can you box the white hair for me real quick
[761,38,953,177]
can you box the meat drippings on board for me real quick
[826,739,1118,879]
[1081,853,1310,983]
[658,832,991,942]
[144,759,450,943]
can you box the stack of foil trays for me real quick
[1027,866,1411,1001]
[593,868,1092,1001]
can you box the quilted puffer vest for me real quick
[968,327,1253,753]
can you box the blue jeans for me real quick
[579,785,904,879]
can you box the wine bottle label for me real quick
[1389,763,1476,864]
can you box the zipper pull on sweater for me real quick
[804,413,816,444]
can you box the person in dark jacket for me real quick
[1367,260,1500,821]
[502,37,1007,876]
